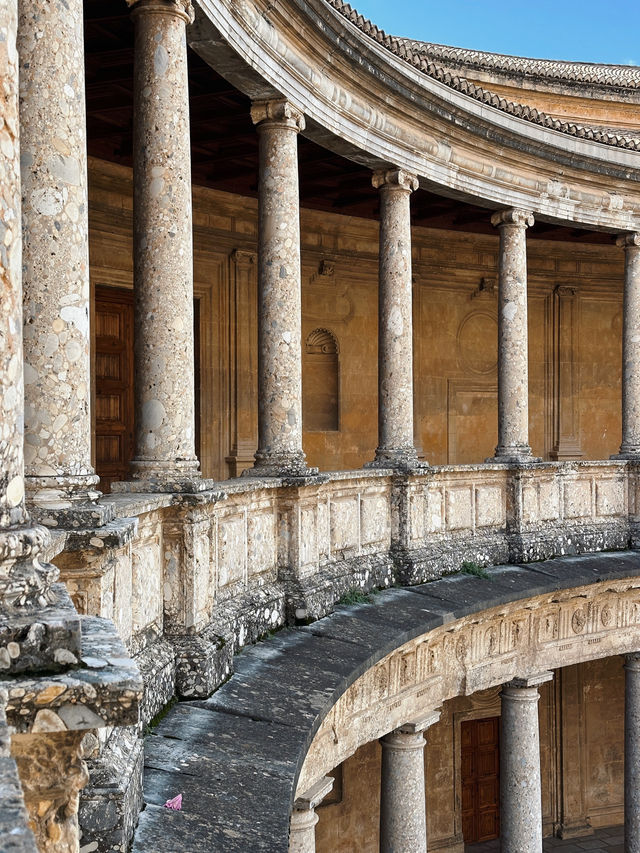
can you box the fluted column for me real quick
[625,653,640,852]
[125,0,202,491]
[18,0,108,525]
[500,672,553,853]
[0,0,56,608]
[614,234,640,459]
[490,208,538,463]
[380,711,440,853]
[289,776,333,853]
[249,99,314,478]
[369,169,421,470]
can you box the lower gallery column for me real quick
[369,169,421,469]
[625,653,640,852]
[490,208,538,463]
[249,99,314,477]
[614,234,640,458]
[379,711,440,853]
[18,0,108,524]
[500,673,553,853]
[125,0,202,491]
[289,776,333,853]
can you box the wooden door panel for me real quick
[461,716,500,844]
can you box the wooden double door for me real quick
[461,716,500,843]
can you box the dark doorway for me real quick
[461,716,500,843]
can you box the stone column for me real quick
[125,0,202,491]
[289,776,333,853]
[18,0,110,526]
[249,99,315,478]
[369,169,421,469]
[0,0,56,609]
[614,234,640,459]
[625,652,640,852]
[379,711,440,853]
[500,672,553,853]
[490,209,538,463]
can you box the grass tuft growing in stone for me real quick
[339,587,375,606]
[460,561,490,580]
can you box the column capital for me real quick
[251,99,305,132]
[397,710,441,734]
[293,776,334,812]
[505,671,554,690]
[625,652,640,668]
[372,168,419,193]
[617,232,640,249]
[491,208,535,229]
[127,0,194,23]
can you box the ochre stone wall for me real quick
[315,657,624,852]
[88,158,624,480]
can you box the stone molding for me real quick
[372,168,419,193]
[250,98,306,132]
[127,0,194,24]
[491,208,535,229]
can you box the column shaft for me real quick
[500,674,552,853]
[250,99,312,477]
[19,0,101,518]
[128,0,201,489]
[491,209,537,463]
[616,235,640,458]
[0,0,55,607]
[625,653,640,852]
[380,714,439,853]
[370,169,420,469]
[289,808,319,853]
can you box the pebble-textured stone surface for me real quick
[132,551,640,853]
[369,169,420,470]
[18,0,101,514]
[490,208,536,462]
[128,0,201,487]
[249,99,312,477]
[379,724,430,853]
[616,234,640,458]
[625,652,640,852]
[499,673,553,853]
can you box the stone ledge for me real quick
[4,616,142,733]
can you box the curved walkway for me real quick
[132,551,640,853]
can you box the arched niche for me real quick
[303,328,340,432]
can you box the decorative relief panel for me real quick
[217,513,246,589]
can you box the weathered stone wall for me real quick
[87,158,624,480]
[314,657,625,852]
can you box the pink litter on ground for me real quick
[163,794,182,810]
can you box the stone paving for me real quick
[467,825,624,852]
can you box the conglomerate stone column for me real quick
[625,653,640,852]
[379,711,440,853]
[490,208,538,463]
[249,99,314,477]
[500,673,553,853]
[614,234,640,459]
[0,0,56,607]
[289,776,333,853]
[125,0,202,491]
[368,169,421,469]
[18,0,107,524]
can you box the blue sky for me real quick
[349,1,639,66]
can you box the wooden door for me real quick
[461,716,500,843]
[94,287,135,492]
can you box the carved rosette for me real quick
[250,99,305,133]
[127,0,195,22]
[372,168,419,193]
[491,208,535,229]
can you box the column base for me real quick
[117,459,212,494]
[25,474,113,529]
[487,445,541,465]
[611,447,640,460]
[244,450,319,480]
[365,447,429,472]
